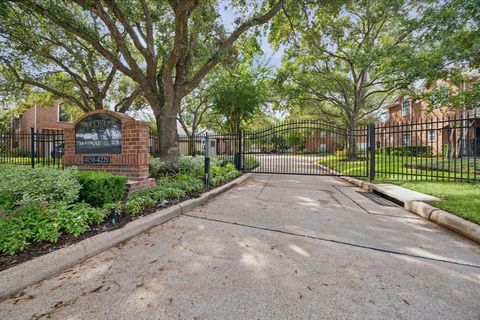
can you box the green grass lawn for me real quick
[318,154,480,225]
[391,181,480,225]
[319,154,480,181]
[0,156,62,166]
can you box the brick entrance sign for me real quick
[63,110,155,192]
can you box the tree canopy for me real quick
[0,4,142,113]
[205,57,271,134]
[1,0,285,159]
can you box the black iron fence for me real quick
[0,129,64,168]
[2,112,479,183]
[373,110,480,182]
[242,120,369,176]
[149,131,242,167]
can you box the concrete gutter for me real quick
[341,176,480,245]
[0,173,253,300]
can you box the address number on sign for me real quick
[83,156,111,164]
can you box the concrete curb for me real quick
[0,173,253,300]
[339,175,480,245]
[429,209,480,244]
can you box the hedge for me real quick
[378,146,432,157]
[77,171,128,207]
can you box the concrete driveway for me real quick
[250,154,327,175]
[1,174,479,319]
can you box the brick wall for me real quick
[305,133,341,153]
[63,110,152,182]
[387,96,463,123]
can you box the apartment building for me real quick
[12,100,71,134]
[381,76,480,155]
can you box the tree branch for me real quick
[115,87,142,113]
[23,1,136,80]
[181,0,286,96]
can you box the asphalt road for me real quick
[1,174,479,319]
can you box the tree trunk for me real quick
[454,126,462,158]
[346,120,358,160]
[448,128,455,158]
[156,113,179,161]
[188,134,196,156]
[153,94,181,161]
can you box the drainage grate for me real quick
[356,191,398,207]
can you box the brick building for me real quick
[13,100,71,134]
[3,101,72,157]
[305,131,342,153]
[381,77,480,155]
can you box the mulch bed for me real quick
[0,187,211,272]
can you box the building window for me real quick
[428,129,436,141]
[58,104,70,122]
[319,131,326,138]
[402,132,410,146]
[357,142,367,151]
[319,144,326,152]
[402,99,410,116]
[379,112,388,122]
[13,117,21,129]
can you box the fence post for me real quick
[30,127,35,168]
[368,123,376,181]
[204,133,210,188]
[235,131,243,171]
[52,131,56,168]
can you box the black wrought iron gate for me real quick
[241,120,371,177]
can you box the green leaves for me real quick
[77,171,128,207]
[0,156,242,255]
[0,166,81,206]
[210,163,239,186]
[0,201,107,255]
[271,0,430,127]
[209,58,271,134]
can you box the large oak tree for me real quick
[271,0,436,158]
[4,0,285,160]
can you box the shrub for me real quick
[177,156,204,176]
[162,187,187,199]
[210,163,239,187]
[0,165,81,207]
[0,202,55,254]
[215,155,234,166]
[124,172,205,217]
[0,194,16,212]
[124,194,156,216]
[53,205,90,237]
[77,171,128,207]
[124,196,144,216]
[243,155,260,170]
[0,215,32,255]
[157,173,204,193]
[379,146,432,157]
[0,201,106,255]
[149,157,177,178]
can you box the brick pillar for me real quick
[63,110,155,191]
